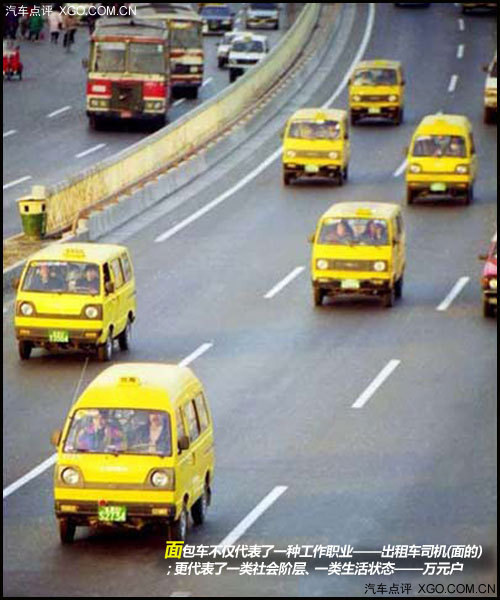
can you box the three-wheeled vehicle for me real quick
[3,40,23,80]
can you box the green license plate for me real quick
[341,279,361,290]
[431,182,447,192]
[49,330,69,343]
[98,506,127,522]
[305,164,320,174]
[368,107,381,114]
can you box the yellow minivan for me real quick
[349,59,405,125]
[310,202,406,308]
[282,108,350,186]
[51,363,215,544]
[405,114,478,205]
[14,243,136,361]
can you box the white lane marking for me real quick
[3,175,32,190]
[457,44,465,59]
[3,347,212,501]
[3,129,17,138]
[173,98,185,107]
[154,4,376,244]
[71,357,89,407]
[75,143,107,159]
[264,266,305,299]
[393,158,408,178]
[47,105,71,118]
[458,18,465,31]
[216,486,288,549]
[448,74,459,93]
[3,454,57,500]
[178,342,213,367]
[352,360,401,409]
[202,77,213,88]
[437,276,470,312]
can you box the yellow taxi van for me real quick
[14,243,136,362]
[349,59,405,125]
[310,202,406,308]
[405,114,478,205]
[51,363,215,544]
[282,108,350,186]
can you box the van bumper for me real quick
[15,326,103,347]
[350,105,401,121]
[55,500,176,526]
[313,278,392,296]
[407,180,472,200]
[284,164,343,180]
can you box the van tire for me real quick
[464,184,474,205]
[229,71,237,83]
[97,331,113,362]
[406,188,415,205]
[59,518,76,544]
[118,320,132,351]
[483,300,495,318]
[395,275,404,299]
[313,288,325,307]
[395,108,404,125]
[170,505,188,542]
[382,288,396,308]
[19,341,33,360]
[218,57,224,68]
[484,107,495,124]
[191,485,209,526]
[350,111,358,126]
[283,173,292,186]
[343,166,349,181]
[89,114,101,131]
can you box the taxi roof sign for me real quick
[63,248,86,259]
[355,208,373,217]
[118,376,141,386]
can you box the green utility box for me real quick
[18,188,47,239]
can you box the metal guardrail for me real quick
[42,4,321,233]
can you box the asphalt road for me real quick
[2,3,293,239]
[3,3,497,597]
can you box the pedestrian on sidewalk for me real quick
[48,9,63,44]
[62,13,78,49]
[28,12,44,42]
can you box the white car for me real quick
[246,3,279,30]
[228,33,269,83]
[483,52,497,124]
[217,31,247,68]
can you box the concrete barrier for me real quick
[46,4,321,233]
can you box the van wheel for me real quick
[118,320,132,351]
[464,184,474,205]
[350,112,358,126]
[229,71,237,83]
[283,173,292,186]
[484,107,495,124]
[313,288,325,307]
[59,518,76,544]
[395,275,404,299]
[343,166,349,181]
[217,57,224,69]
[336,171,344,186]
[170,505,188,541]
[395,108,404,125]
[382,288,396,308]
[89,114,101,131]
[406,188,415,205]
[483,300,495,318]
[191,485,209,526]
[18,341,33,360]
[97,331,113,362]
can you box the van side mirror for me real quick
[105,281,115,295]
[178,435,190,452]
[482,64,489,73]
[51,429,62,447]
[401,79,406,85]
[478,253,488,261]
[82,58,89,70]
[308,234,315,244]
[12,277,20,291]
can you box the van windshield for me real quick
[319,218,389,246]
[232,39,265,53]
[288,120,341,140]
[22,261,101,295]
[201,6,230,17]
[250,3,278,9]
[353,68,398,86]
[412,135,466,158]
[63,408,172,457]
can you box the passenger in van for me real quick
[76,265,100,294]
[76,411,126,452]
[132,412,171,455]
[33,264,66,291]
[327,221,355,244]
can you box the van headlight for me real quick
[20,302,34,316]
[373,261,387,272]
[84,305,100,319]
[352,95,361,102]
[316,259,329,271]
[490,278,497,290]
[151,469,174,489]
[61,467,81,486]
[455,165,469,174]
[409,163,422,174]
[286,150,296,158]
[328,151,339,159]
[389,95,399,102]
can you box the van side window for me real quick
[194,394,210,433]
[183,401,200,443]
[396,216,404,238]
[121,253,132,283]
[110,258,124,290]
[176,408,187,451]
[469,134,476,154]
[103,263,112,289]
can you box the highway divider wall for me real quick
[46,4,321,234]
